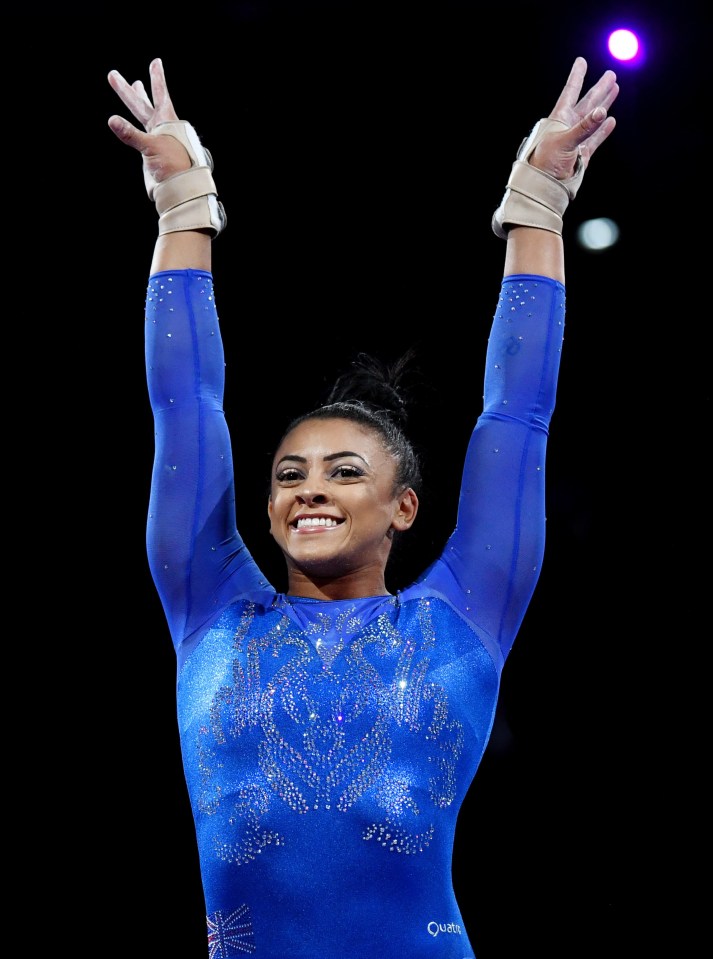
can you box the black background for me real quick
[36,1,706,956]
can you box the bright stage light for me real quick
[607,27,646,67]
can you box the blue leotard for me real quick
[145,268,565,958]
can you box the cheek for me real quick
[268,490,291,525]
[355,488,399,526]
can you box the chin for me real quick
[290,552,354,579]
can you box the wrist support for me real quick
[145,121,226,237]
[492,118,584,239]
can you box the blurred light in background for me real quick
[576,217,621,252]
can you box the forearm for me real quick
[503,226,565,283]
[150,229,212,274]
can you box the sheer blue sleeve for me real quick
[144,270,272,658]
[412,274,565,671]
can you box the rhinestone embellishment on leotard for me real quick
[183,598,465,864]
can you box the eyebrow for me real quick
[275,450,370,468]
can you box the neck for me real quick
[285,568,390,601]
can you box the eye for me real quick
[275,467,304,483]
[331,464,364,480]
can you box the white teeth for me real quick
[296,517,338,528]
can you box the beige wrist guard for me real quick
[492,118,584,239]
[144,121,226,238]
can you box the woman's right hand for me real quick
[107,58,191,184]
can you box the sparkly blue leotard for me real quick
[145,269,565,958]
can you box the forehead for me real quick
[274,417,385,462]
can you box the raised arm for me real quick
[499,56,620,281]
[107,57,221,274]
[418,58,620,667]
[107,59,267,661]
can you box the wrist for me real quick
[144,121,226,238]
[492,118,584,239]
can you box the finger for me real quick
[148,58,177,119]
[108,69,155,127]
[107,114,152,153]
[581,114,617,159]
[576,70,619,118]
[131,79,154,111]
[550,56,588,115]
[599,77,620,114]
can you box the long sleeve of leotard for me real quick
[413,274,565,670]
[144,270,271,656]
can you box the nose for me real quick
[296,487,328,505]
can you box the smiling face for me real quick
[267,417,418,597]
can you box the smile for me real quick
[295,517,341,529]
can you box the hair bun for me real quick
[325,350,417,427]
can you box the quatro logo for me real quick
[426,920,463,937]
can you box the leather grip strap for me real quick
[145,121,226,237]
[492,118,584,239]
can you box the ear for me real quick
[267,495,274,534]
[390,487,419,532]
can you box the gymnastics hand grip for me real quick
[146,121,226,238]
[492,118,584,239]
